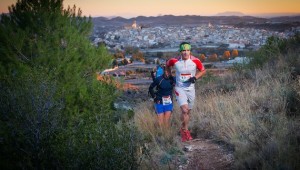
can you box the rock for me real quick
[184,145,193,152]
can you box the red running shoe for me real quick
[180,128,188,142]
[185,130,193,141]
[180,129,193,142]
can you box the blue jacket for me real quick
[148,75,175,103]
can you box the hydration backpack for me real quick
[156,65,163,78]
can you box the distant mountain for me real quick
[110,16,128,22]
[92,15,268,27]
[253,13,300,18]
[92,14,300,30]
[216,11,245,16]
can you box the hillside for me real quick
[92,15,300,26]
[92,15,300,32]
[92,15,268,27]
[132,34,300,169]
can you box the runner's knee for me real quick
[181,106,189,114]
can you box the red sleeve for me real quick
[191,56,205,71]
[166,58,178,67]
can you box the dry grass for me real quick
[133,100,183,146]
[133,59,300,169]
[192,62,300,169]
[134,100,187,169]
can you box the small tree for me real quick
[222,50,231,60]
[232,49,239,58]
[208,53,218,62]
[199,54,206,62]
[156,59,161,65]
[112,59,118,68]
[132,51,144,62]
[114,51,124,59]
[124,46,139,55]
[122,58,129,65]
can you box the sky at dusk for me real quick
[1,0,300,18]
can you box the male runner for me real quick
[166,42,206,142]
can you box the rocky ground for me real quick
[180,139,234,170]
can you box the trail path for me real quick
[180,138,234,170]
[112,77,235,169]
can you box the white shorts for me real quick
[174,86,195,109]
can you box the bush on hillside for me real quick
[247,33,300,69]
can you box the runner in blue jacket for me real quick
[149,66,175,128]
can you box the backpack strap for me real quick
[158,78,164,87]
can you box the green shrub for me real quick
[0,68,63,169]
[0,0,141,169]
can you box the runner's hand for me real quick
[188,77,197,83]
[154,97,160,104]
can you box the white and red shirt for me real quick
[166,55,205,90]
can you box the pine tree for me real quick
[0,1,140,169]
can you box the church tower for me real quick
[132,20,137,29]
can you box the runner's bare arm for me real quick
[195,69,206,80]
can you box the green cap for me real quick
[179,43,191,51]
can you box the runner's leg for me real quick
[180,104,190,130]
[157,113,164,127]
[164,111,172,128]
[155,104,164,127]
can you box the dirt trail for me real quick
[106,76,235,169]
[180,138,234,170]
